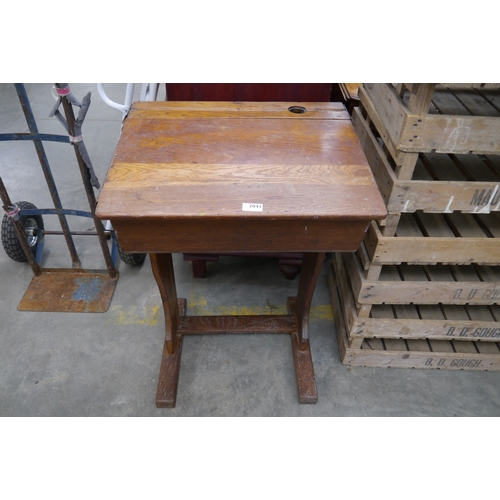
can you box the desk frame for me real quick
[95,101,388,408]
[151,251,325,407]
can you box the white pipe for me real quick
[148,83,159,101]
[123,83,135,110]
[140,83,160,101]
[97,83,135,115]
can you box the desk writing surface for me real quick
[96,101,386,253]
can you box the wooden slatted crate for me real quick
[364,211,500,266]
[359,84,500,160]
[353,105,500,217]
[343,250,500,308]
[328,261,500,370]
[327,83,500,370]
[331,253,500,342]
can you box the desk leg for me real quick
[296,252,325,349]
[151,251,324,407]
[150,253,185,408]
[288,251,325,404]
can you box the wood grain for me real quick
[155,334,183,408]
[150,253,179,352]
[178,315,296,334]
[97,101,386,227]
[113,218,370,253]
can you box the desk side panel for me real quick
[110,218,371,253]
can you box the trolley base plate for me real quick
[18,269,119,313]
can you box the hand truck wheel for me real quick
[1,201,44,262]
[117,244,146,266]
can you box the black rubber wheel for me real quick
[118,245,146,266]
[1,201,44,262]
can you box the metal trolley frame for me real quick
[0,83,119,312]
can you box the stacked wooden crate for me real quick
[328,83,500,370]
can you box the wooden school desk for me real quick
[96,101,386,407]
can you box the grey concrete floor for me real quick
[1,83,499,417]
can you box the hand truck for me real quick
[0,83,120,312]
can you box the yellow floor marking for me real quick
[108,304,161,326]
[108,294,333,326]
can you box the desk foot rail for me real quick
[155,299,186,408]
[156,334,183,408]
[289,297,318,403]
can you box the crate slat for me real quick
[328,265,500,370]
[362,83,500,155]
[365,214,500,266]
[343,251,500,306]
[329,259,500,343]
[352,107,500,214]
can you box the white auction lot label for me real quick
[242,203,263,212]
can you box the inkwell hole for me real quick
[288,106,306,114]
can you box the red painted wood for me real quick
[166,83,333,102]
